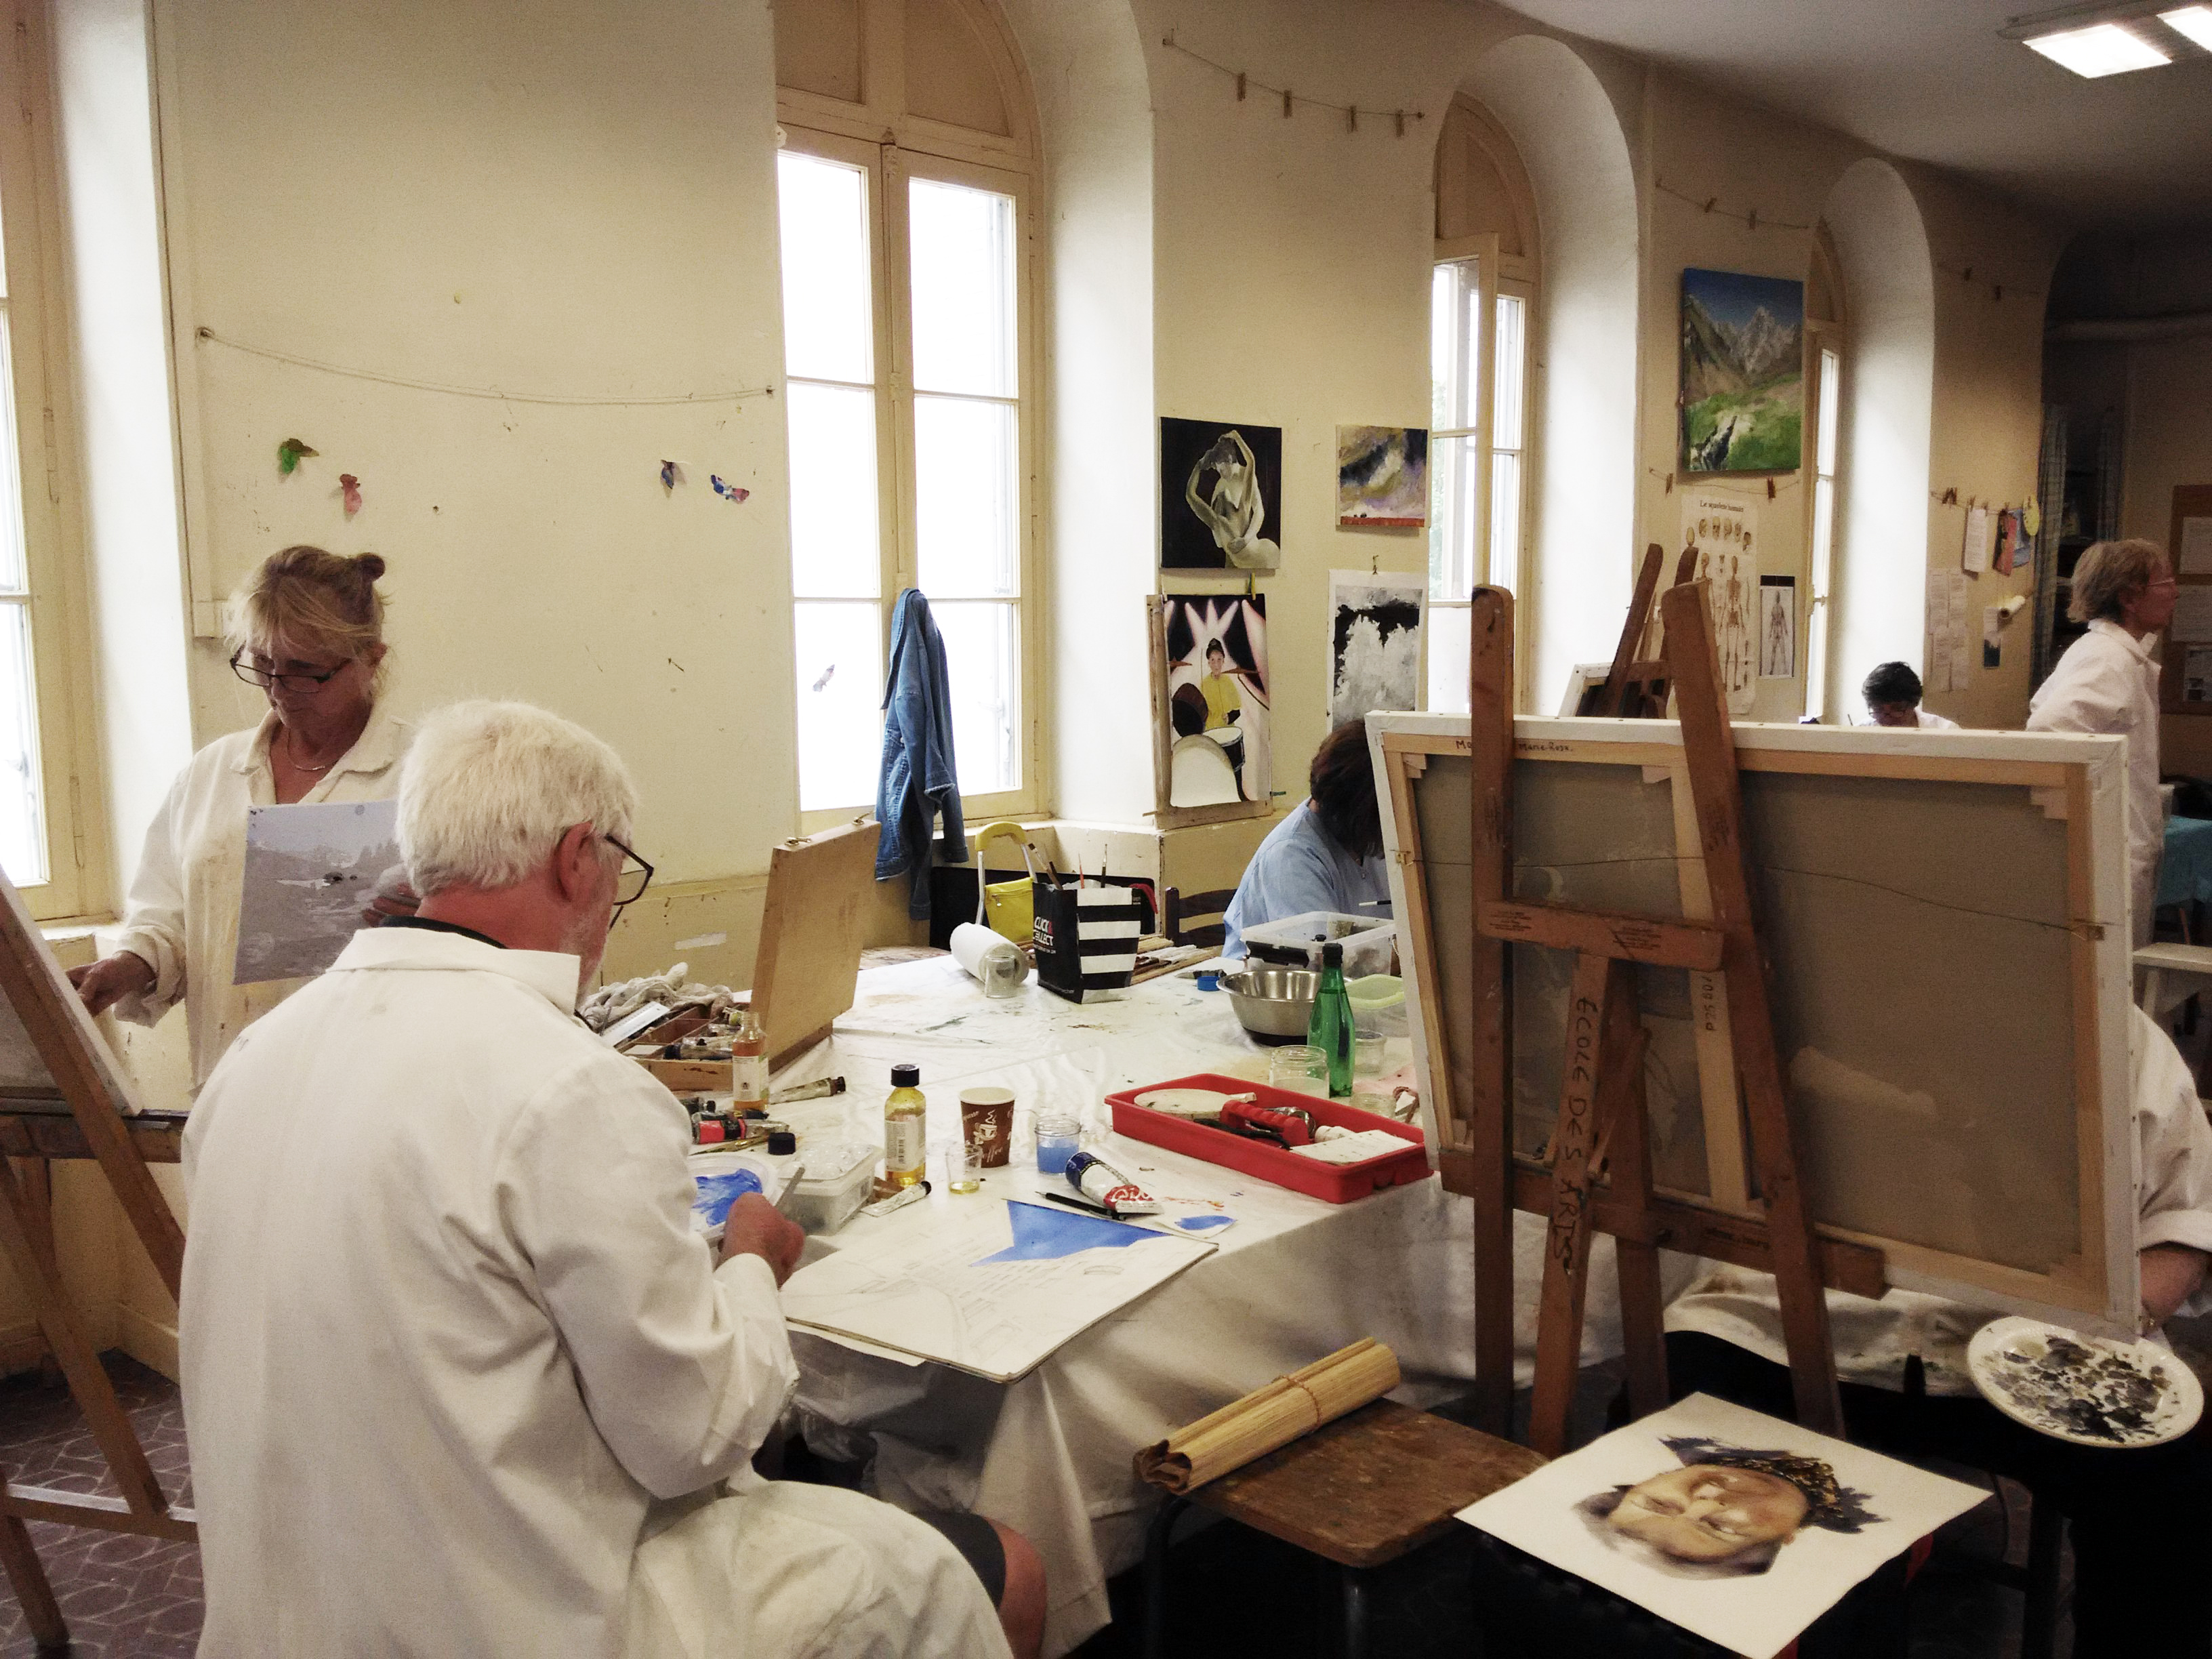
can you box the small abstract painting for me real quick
[1680,268,1805,475]
[1155,594,1271,808]
[1161,417,1283,571]
[1458,1393,1982,1659]
[1328,571,1425,727]
[1336,426,1429,529]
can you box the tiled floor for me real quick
[0,1355,199,1658]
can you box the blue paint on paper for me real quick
[693,1168,764,1230]
[975,1200,1162,1264]
[1176,1214,1234,1231]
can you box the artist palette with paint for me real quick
[1967,1316,2204,1448]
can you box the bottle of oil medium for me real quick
[884,1063,928,1189]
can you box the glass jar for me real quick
[1034,1111,1082,1175]
[1268,1044,1330,1097]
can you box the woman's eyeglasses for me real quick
[231,651,345,693]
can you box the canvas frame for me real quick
[1368,710,2138,1335]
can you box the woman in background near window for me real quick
[1221,721,1393,958]
[68,547,410,1088]
[2027,537,2175,947]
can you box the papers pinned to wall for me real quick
[1961,505,1991,575]
[2171,585,2212,644]
[1925,568,1971,693]
[1679,487,1758,714]
[2179,516,2212,577]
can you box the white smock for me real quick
[104,702,407,1088]
[1666,1007,2212,1395]
[180,926,1007,1659]
[1913,710,1960,729]
[2027,619,2163,945]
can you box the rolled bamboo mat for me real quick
[1134,1338,1401,1494]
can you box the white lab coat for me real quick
[106,703,408,1088]
[2027,619,2163,945]
[180,927,1007,1659]
[1666,1007,2212,1394]
[1913,710,1959,729]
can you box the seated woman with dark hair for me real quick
[1860,661,1957,729]
[1221,721,1391,956]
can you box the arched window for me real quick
[1803,226,1845,720]
[774,0,1040,818]
[1427,95,1538,712]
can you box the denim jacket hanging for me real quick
[874,588,966,918]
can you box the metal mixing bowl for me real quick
[1222,966,1318,1044]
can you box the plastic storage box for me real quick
[1106,1073,1428,1204]
[784,1141,876,1233]
[1237,911,1397,979]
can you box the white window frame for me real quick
[0,2,95,920]
[781,125,1040,830]
[1803,329,1843,721]
[1427,230,1536,713]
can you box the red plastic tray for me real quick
[1105,1073,1429,1204]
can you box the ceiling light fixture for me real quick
[2023,18,2173,74]
[2158,4,2212,48]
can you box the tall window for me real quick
[1804,344,1842,720]
[1427,255,1533,712]
[1428,96,1538,714]
[0,4,86,919]
[773,0,1038,821]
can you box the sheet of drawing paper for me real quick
[2186,647,2212,705]
[2180,516,2212,577]
[778,1197,1214,1381]
[2171,585,2212,642]
[1961,506,1990,575]
[1757,575,1795,678]
[1459,1393,1983,1659]
[234,799,403,985]
[1983,605,2002,670]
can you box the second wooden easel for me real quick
[1467,579,1849,1457]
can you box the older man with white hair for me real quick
[180,699,1042,1658]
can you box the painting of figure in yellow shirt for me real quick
[1200,642,1242,731]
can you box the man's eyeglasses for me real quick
[231,651,345,693]
[603,832,655,924]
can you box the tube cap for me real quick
[767,1130,798,1156]
[891,1063,920,1087]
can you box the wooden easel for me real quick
[1574,542,1699,718]
[1467,579,1848,1457]
[0,869,193,1650]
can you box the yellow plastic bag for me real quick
[973,821,1038,943]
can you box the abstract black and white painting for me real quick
[1160,417,1283,571]
[1328,571,1425,729]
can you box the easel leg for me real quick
[1528,954,1626,1458]
[9,1160,61,1390]
[0,1486,65,1650]
[1468,588,1517,1437]
[1604,1015,1670,1419]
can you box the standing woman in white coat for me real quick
[68,547,408,1087]
[2027,537,2177,945]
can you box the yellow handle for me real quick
[973,820,1032,860]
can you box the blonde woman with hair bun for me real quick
[2027,536,2177,946]
[68,546,410,1086]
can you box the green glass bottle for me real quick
[1307,941,1356,1099]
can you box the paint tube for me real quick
[858,1181,930,1219]
[1064,1150,1160,1216]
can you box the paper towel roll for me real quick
[950,922,1029,996]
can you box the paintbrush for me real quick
[767,1076,846,1106]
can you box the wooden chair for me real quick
[1162,886,1237,950]
[1139,1397,1542,1658]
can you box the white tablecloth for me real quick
[767,958,1689,1656]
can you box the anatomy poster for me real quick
[1328,571,1425,727]
[1680,487,1759,713]
[1758,575,1795,679]
[1160,417,1283,571]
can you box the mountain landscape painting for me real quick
[1680,268,1805,475]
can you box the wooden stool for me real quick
[1140,1398,1543,1658]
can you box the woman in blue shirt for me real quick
[1222,720,1393,956]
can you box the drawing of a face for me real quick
[1606,1464,1808,1563]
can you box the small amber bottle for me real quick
[884,1063,927,1188]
